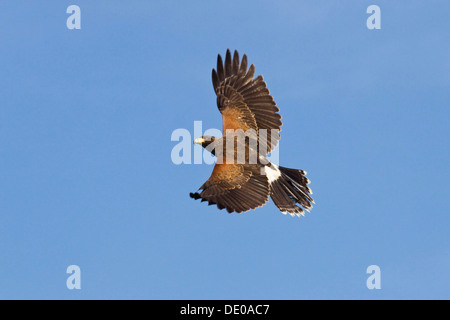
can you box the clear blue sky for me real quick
[0,1,449,299]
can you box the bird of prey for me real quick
[190,49,314,217]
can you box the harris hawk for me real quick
[190,50,314,217]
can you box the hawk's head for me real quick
[194,136,216,149]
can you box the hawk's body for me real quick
[190,50,314,217]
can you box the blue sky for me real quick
[0,1,449,299]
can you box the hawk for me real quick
[190,50,314,217]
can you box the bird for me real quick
[190,49,314,217]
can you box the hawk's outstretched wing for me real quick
[212,49,282,155]
[190,163,269,213]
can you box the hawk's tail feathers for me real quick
[268,165,314,217]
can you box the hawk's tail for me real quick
[268,165,314,217]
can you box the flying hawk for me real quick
[190,50,314,217]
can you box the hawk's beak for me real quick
[194,137,205,145]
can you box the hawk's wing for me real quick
[190,163,269,213]
[212,49,282,155]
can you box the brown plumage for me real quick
[190,50,314,217]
